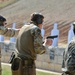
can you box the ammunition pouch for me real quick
[11,57,22,75]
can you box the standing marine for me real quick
[0,15,19,75]
[11,12,53,75]
[62,22,75,75]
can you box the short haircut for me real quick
[31,12,44,25]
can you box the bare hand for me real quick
[43,39,53,46]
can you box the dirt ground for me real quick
[0,0,75,46]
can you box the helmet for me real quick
[31,12,44,25]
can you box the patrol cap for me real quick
[0,15,6,22]
[46,35,58,39]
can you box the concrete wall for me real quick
[1,42,15,63]
[36,47,65,72]
[0,42,65,72]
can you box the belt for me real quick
[18,53,32,60]
[18,53,34,65]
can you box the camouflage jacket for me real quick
[16,24,46,60]
[0,26,19,37]
[62,36,75,73]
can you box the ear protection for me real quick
[31,13,44,25]
[0,15,6,26]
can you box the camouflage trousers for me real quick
[11,57,36,75]
[22,60,36,75]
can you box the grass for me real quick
[0,0,19,9]
[2,65,11,75]
[2,65,58,75]
[36,71,56,75]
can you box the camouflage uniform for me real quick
[0,26,18,75]
[0,26,17,37]
[62,37,75,75]
[11,23,46,75]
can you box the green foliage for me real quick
[36,71,56,75]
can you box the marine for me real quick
[11,12,55,75]
[0,15,19,75]
[62,22,75,75]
